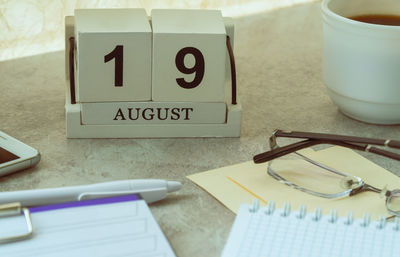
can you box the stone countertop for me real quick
[0,2,399,257]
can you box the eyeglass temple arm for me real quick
[253,139,320,163]
[275,130,400,161]
[367,147,400,161]
[253,138,367,163]
[253,138,400,164]
[274,130,400,149]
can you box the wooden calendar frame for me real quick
[65,15,242,138]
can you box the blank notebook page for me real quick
[222,203,400,257]
[0,195,176,257]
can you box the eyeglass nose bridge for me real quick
[349,183,381,197]
[388,189,400,197]
[357,186,400,217]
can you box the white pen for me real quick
[0,179,182,206]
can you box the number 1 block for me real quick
[151,9,227,102]
[75,9,152,102]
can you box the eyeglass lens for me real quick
[268,148,363,198]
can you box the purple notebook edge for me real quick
[29,194,141,214]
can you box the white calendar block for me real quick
[65,13,242,138]
[81,102,227,124]
[75,9,151,102]
[151,9,226,102]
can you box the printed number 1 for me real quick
[104,45,123,87]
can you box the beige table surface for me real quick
[1,2,399,257]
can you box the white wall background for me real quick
[0,0,317,61]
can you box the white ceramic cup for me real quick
[322,0,400,124]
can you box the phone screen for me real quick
[0,147,19,164]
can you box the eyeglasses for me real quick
[253,129,400,217]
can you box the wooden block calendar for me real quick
[65,8,242,138]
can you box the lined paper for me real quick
[0,196,176,257]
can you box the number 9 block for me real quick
[151,9,226,102]
[75,9,152,102]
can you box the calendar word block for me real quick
[75,9,152,102]
[151,9,227,102]
[81,102,227,124]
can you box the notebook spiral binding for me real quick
[249,199,400,231]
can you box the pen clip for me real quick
[78,190,141,201]
[78,187,167,203]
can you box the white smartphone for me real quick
[0,131,40,177]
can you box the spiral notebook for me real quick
[222,201,400,257]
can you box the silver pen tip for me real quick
[167,181,182,193]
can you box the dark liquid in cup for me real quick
[349,14,400,26]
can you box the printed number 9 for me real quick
[175,47,205,89]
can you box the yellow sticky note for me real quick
[187,148,315,213]
[187,160,258,212]
[187,146,400,220]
